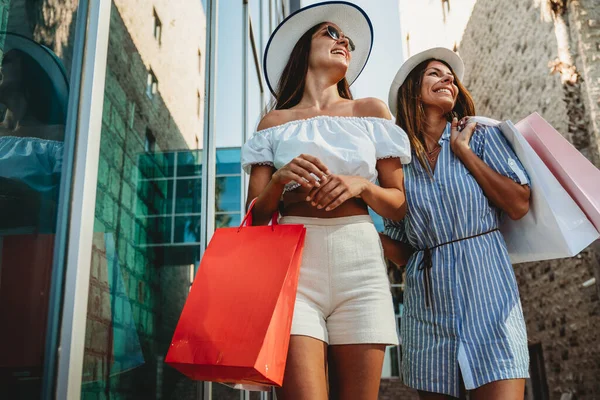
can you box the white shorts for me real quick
[279,215,399,346]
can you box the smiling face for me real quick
[419,60,459,115]
[274,22,354,110]
[308,22,352,77]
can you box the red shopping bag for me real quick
[165,203,306,387]
[516,113,600,232]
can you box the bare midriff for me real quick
[281,186,369,218]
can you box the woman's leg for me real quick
[327,344,386,400]
[275,335,328,400]
[469,378,525,400]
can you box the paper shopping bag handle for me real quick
[239,198,279,229]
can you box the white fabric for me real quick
[264,2,372,95]
[469,116,600,264]
[241,116,411,185]
[279,215,399,346]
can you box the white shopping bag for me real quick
[469,117,599,264]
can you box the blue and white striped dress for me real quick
[384,122,530,397]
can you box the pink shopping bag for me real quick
[516,112,600,233]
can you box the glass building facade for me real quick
[0,0,404,399]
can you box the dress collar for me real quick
[440,122,452,143]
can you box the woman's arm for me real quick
[246,165,284,226]
[246,113,330,225]
[451,118,530,220]
[379,233,414,267]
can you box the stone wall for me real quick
[569,0,600,166]
[459,0,600,399]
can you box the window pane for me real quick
[216,212,242,228]
[177,150,203,177]
[216,148,241,174]
[138,151,175,179]
[216,176,241,212]
[174,216,201,243]
[215,1,243,148]
[81,0,207,397]
[0,1,83,395]
[175,178,202,214]
[137,216,172,245]
[137,178,173,216]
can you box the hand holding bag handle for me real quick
[239,198,279,231]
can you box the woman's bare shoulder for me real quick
[256,109,298,131]
[353,97,392,120]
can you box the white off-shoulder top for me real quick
[241,116,411,190]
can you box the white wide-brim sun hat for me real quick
[388,47,465,116]
[264,1,373,97]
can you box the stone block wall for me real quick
[459,0,600,399]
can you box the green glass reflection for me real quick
[175,178,202,214]
[176,150,202,177]
[173,216,201,243]
[216,212,241,228]
[216,176,241,212]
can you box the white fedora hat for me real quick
[388,47,464,116]
[263,1,373,97]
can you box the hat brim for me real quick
[264,1,373,97]
[388,47,464,117]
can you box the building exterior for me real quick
[0,0,292,399]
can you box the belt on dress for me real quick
[417,228,500,309]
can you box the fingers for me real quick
[323,191,352,211]
[305,185,319,202]
[313,184,345,210]
[283,170,314,189]
[290,158,325,186]
[451,117,459,135]
[462,120,478,140]
[458,116,472,129]
[307,176,338,204]
[288,164,321,189]
[298,154,330,178]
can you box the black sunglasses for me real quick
[326,25,355,52]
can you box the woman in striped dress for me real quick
[380,48,531,399]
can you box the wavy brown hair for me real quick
[395,59,475,175]
[273,23,352,110]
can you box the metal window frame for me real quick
[54,0,112,398]
[40,0,90,397]
[199,0,219,397]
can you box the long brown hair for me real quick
[273,23,353,110]
[395,59,475,175]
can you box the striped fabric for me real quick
[384,123,530,397]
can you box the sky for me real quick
[213,0,477,148]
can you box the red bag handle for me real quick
[239,198,279,230]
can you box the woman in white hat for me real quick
[241,2,411,399]
[381,48,531,399]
